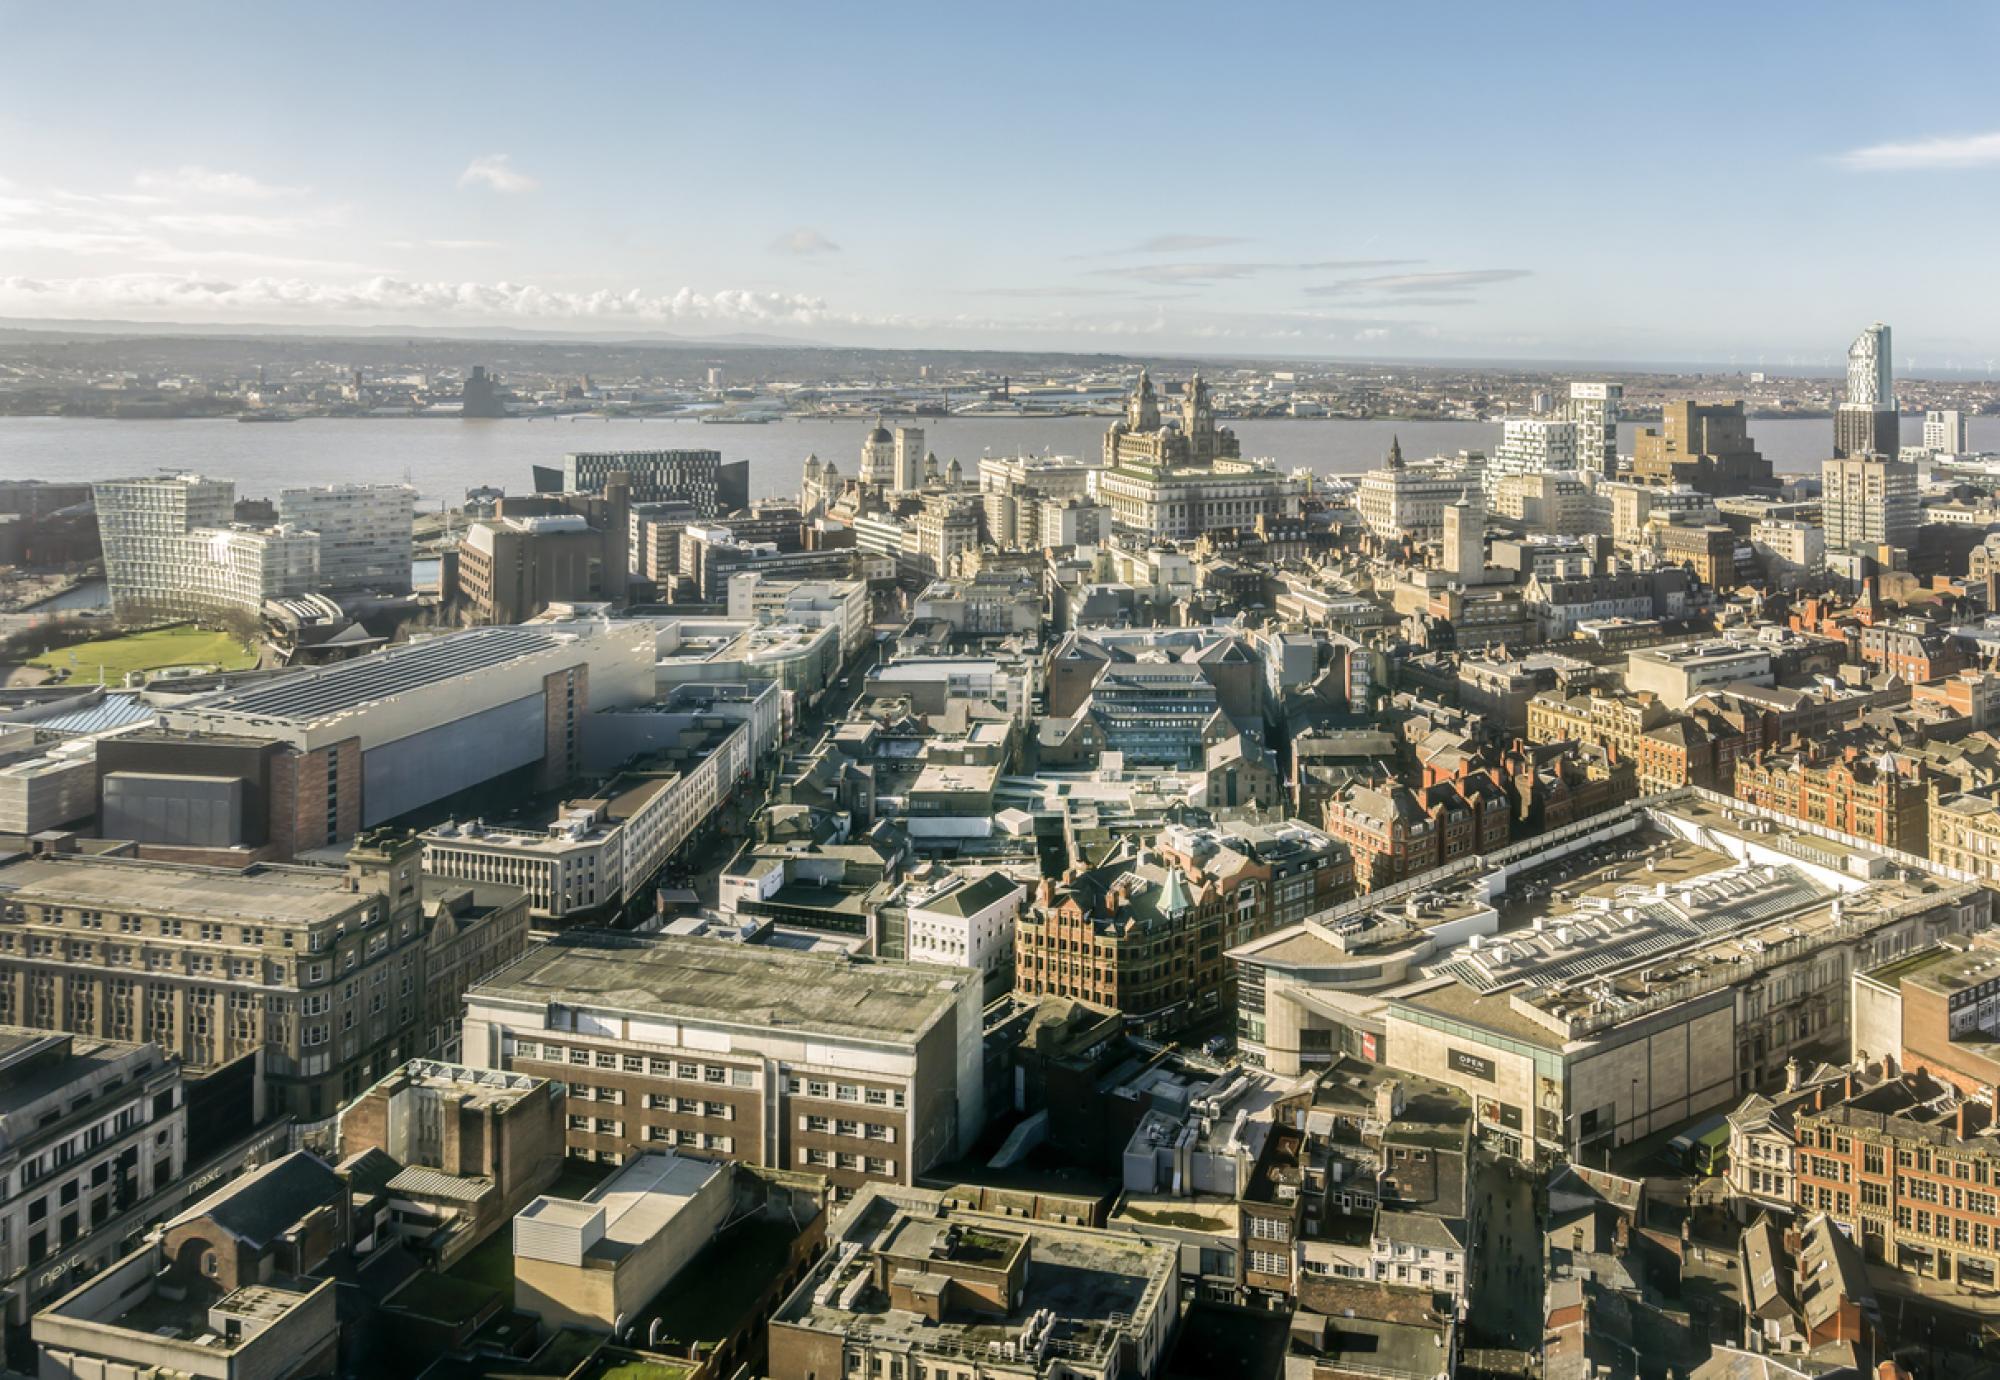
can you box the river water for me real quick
[5,413,1989,509]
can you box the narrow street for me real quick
[1467,1154,1544,1353]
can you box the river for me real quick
[7,413,1989,509]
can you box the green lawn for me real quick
[28,623,257,683]
[447,1225,518,1293]
[591,1362,692,1380]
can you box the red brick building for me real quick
[1321,776,1509,894]
[1732,742,1930,853]
[1793,1067,2000,1289]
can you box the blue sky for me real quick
[3,0,1999,363]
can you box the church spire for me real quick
[1387,434,1405,470]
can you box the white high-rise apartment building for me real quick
[276,483,416,591]
[1847,322,1893,408]
[94,474,318,619]
[1835,322,1898,458]
[1925,409,1971,457]
[1822,455,1919,551]
[1566,381,1622,476]
[1484,418,1578,497]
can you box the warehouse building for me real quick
[148,622,653,850]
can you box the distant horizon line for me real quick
[5,314,2000,381]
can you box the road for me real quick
[1467,1154,1543,1352]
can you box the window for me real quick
[1250,1250,1288,1277]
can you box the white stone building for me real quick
[904,869,1027,997]
[275,483,416,591]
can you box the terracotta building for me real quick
[1792,1064,2000,1290]
[1733,743,1930,854]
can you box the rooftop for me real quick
[516,1151,725,1268]
[776,1189,1175,1369]
[471,933,973,1044]
[364,1059,547,1114]
[175,625,604,724]
[0,854,372,926]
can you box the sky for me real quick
[3,0,2000,364]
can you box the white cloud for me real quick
[0,271,1448,351]
[383,238,503,251]
[1093,257,1421,287]
[1836,131,2000,171]
[0,273,828,325]
[133,166,305,199]
[770,226,841,255]
[457,155,538,194]
[1305,268,1531,297]
[149,211,315,237]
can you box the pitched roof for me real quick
[177,1150,344,1248]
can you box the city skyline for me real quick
[4,1,2000,363]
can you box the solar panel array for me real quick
[193,627,569,722]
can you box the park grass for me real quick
[28,623,256,683]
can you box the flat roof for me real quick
[1865,942,2000,997]
[0,855,368,926]
[472,934,973,1044]
[519,1151,724,1264]
[1393,978,1568,1051]
[777,1191,1173,1364]
[181,626,592,724]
